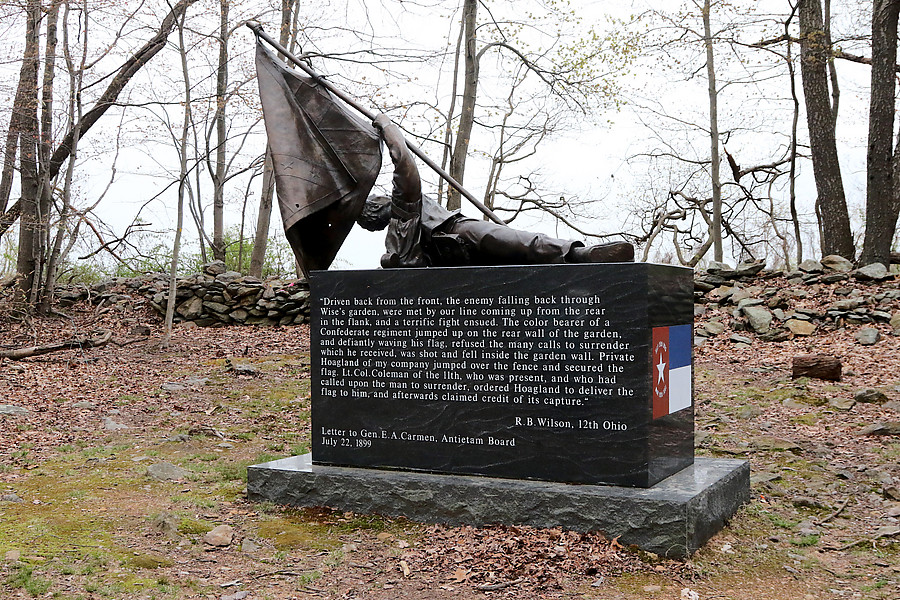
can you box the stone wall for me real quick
[57,261,311,327]
[693,257,900,345]
[52,256,899,333]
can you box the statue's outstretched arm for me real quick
[373,115,421,212]
[373,115,427,267]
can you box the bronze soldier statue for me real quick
[358,114,634,269]
[255,33,631,274]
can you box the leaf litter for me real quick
[0,278,899,599]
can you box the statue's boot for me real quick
[568,242,634,263]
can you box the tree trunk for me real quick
[14,0,43,303]
[860,0,900,266]
[792,354,841,381]
[250,0,296,274]
[0,329,111,360]
[823,0,840,122]
[438,18,466,205]
[211,0,229,263]
[703,0,723,262]
[249,150,274,278]
[447,0,477,211]
[41,0,81,316]
[36,0,68,314]
[786,9,803,268]
[798,0,855,260]
[0,3,43,216]
[35,0,61,310]
[164,7,192,347]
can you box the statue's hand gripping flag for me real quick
[255,43,382,277]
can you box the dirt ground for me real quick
[0,291,898,600]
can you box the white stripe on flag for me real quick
[668,365,692,413]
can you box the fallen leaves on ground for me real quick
[403,524,690,592]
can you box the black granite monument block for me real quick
[310,263,693,487]
[247,455,749,558]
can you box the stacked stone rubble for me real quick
[54,261,311,327]
[50,256,900,334]
[694,257,900,344]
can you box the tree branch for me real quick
[0,329,112,360]
[47,0,200,181]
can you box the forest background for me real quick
[0,0,897,312]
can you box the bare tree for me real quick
[164,2,194,346]
[13,0,43,302]
[860,0,900,266]
[210,0,230,262]
[249,0,299,277]
[446,0,477,211]
[2,0,200,308]
[0,1,40,218]
[439,0,630,217]
[798,0,855,260]
[701,0,724,262]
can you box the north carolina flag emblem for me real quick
[651,324,692,419]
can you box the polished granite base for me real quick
[248,455,749,557]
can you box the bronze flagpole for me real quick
[248,22,506,226]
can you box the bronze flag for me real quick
[255,43,382,277]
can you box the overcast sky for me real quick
[0,0,878,274]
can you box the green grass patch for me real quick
[875,442,900,462]
[790,414,819,426]
[232,377,312,416]
[214,453,284,483]
[790,534,820,547]
[5,563,52,596]
[177,518,216,535]
[169,492,217,509]
[127,553,173,569]
[117,394,144,404]
[256,510,393,552]
[767,512,798,529]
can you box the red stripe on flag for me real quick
[652,327,670,419]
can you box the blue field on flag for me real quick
[668,324,692,413]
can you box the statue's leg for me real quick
[449,219,634,264]
[449,220,576,264]
[568,242,634,263]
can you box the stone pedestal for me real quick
[248,454,749,558]
[250,264,749,556]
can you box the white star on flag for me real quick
[656,355,666,384]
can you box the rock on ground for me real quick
[742,306,773,334]
[828,397,856,411]
[786,319,816,336]
[821,254,853,272]
[101,416,129,431]
[854,327,881,346]
[203,524,234,547]
[854,263,892,281]
[854,389,888,404]
[146,462,189,481]
[859,422,900,436]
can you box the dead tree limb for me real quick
[0,328,112,360]
[792,354,841,381]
